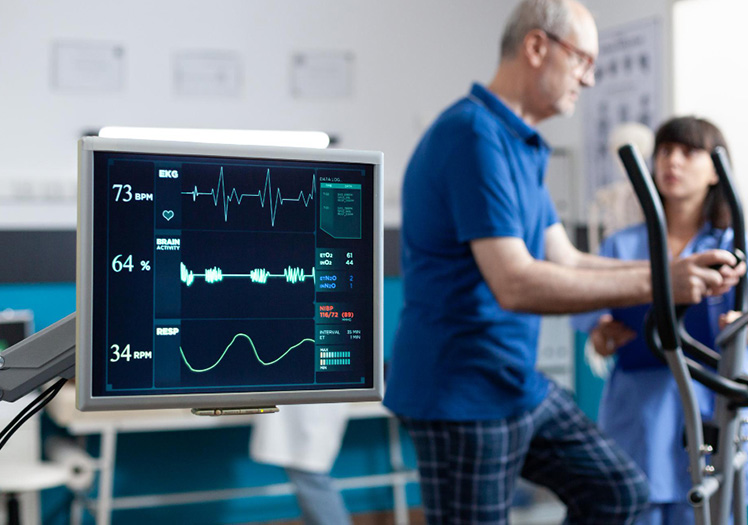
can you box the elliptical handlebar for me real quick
[711,146,747,312]
[618,144,679,350]
[618,144,748,406]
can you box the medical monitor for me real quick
[76,137,383,410]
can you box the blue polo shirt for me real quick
[383,84,558,421]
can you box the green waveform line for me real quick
[180,335,315,373]
[180,262,315,287]
[180,167,316,226]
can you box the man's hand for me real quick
[670,250,746,304]
[719,310,743,331]
[589,314,636,356]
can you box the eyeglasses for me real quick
[545,31,596,80]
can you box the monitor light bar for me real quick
[98,127,330,149]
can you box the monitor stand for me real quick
[0,314,75,403]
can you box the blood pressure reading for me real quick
[91,152,374,397]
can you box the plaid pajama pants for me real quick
[401,381,650,524]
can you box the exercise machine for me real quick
[619,144,748,525]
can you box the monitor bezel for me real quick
[76,137,383,411]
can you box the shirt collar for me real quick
[684,221,722,253]
[469,83,549,151]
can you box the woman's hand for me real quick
[590,314,636,356]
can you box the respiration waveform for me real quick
[181,167,315,226]
[180,262,315,287]
[180,335,315,372]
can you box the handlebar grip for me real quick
[709,248,745,271]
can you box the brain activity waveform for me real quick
[181,167,315,226]
[180,334,315,373]
[180,262,315,287]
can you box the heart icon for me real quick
[162,210,175,221]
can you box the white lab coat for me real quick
[250,403,349,473]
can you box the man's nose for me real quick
[580,68,595,88]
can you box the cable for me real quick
[0,378,67,452]
[0,378,67,451]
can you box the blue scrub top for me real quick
[384,84,559,421]
[573,222,739,503]
[575,223,735,370]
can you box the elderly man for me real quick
[383,0,744,523]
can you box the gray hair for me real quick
[500,0,574,59]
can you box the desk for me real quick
[45,385,417,525]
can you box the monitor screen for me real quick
[76,137,383,410]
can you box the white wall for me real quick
[0,0,514,226]
[0,0,676,230]
[673,0,748,205]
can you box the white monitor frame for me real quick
[76,137,383,411]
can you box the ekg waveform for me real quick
[180,335,315,372]
[180,262,315,287]
[181,167,315,226]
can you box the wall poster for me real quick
[582,18,662,208]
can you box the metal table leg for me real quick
[95,427,117,525]
[387,417,409,525]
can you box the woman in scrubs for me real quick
[574,116,740,525]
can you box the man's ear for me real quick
[524,29,549,68]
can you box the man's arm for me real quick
[472,236,650,314]
[471,232,739,315]
[544,223,644,269]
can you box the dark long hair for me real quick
[654,116,731,229]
